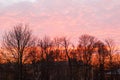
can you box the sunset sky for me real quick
[0,0,120,45]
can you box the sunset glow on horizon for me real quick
[0,0,120,45]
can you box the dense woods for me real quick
[0,24,120,80]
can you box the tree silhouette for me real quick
[105,39,119,80]
[2,24,34,80]
[59,37,74,80]
[94,41,109,80]
[37,36,54,80]
[78,34,97,80]
[0,25,119,80]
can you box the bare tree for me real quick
[78,34,97,80]
[38,36,53,61]
[94,41,109,80]
[37,36,54,80]
[2,24,34,80]
[58,37,74,80]
[105,39,119,80]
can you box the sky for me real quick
[0,0,120,45]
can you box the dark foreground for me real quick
[0,61,119,80]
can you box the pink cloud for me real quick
[0,0,120,45]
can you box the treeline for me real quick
[0,24,120,80]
